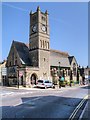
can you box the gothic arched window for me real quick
[40,40,42,48]
[73,63,76,76]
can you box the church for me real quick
[6,6,78,87]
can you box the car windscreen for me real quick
[37,80,43,83]
[44,81,50,83]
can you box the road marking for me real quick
[68,95,88,120]
[79,101,88,120]
[1,91,33,97]
[0,92,14,96]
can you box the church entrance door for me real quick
[31,73,37,85]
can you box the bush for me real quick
[64,81,70,86]
[60,81,66,87]
[70,80,73,83]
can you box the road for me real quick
[0,85,89,119]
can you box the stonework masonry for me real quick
[6,6,79,87]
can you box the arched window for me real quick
[45,41,47,48]
[73,63,76,76]
[47,42,49,49]
[43,40,44,48]
[40,40,42,48]
[10,61,11,66]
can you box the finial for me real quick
[30,10,32,14]
[37,6,40,11]
[45,10,48,14]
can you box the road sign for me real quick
[1,67,7,76]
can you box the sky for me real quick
[2,2,88,67]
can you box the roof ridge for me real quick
[13,40,25,45]
[50,49,69,55]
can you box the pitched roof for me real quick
[50,50,70,67]
[50,49,69,57]
[50,57,70,68]
[68,56,78,65]
[12,41,71,67]
[13,41,31,65]
[68,56,74,65]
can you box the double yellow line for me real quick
[68,95,88,120]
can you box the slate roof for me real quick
[13,41,31,66]
[50,49,69,57]
[50,50,70,67]
[68,56,78,65]
[68,56,74,65]
[13,41,72,67]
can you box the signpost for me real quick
[1,67,7,76]
[1,67,7,86]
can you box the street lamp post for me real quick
[77,65,80,84]
[58,62,61,88]
[58,62,61,77]
[70,69,73,87]
[17,66,19,89]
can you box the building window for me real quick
[40,40,42,48]
[47,42,49,49]
[68,70,70,76]
[73,63,76,76]
[45,41,47,48]
[43,40,44,48]
[15,59,17,65]
[89,71,90,76]
[65,69,68,76]
[44,58,46,62]
[10,61,11,66]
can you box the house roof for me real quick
[50,51,70,68]
[50,49,69,57]
[12,41,73,67]
[68,56,74,65]
[13,41,31,65]
[68,56,77,65]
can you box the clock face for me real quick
[41,25,46,32]
[32,25,37,32]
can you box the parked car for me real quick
[36,80,54,89]
[85,75,90,84]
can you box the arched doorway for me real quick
[31,73,37,85]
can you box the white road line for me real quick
[1,92,14,96]
[1,91,33,97]
[79,101,88,120]
[68,95,88,120]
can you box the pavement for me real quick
[0,83,86,90]
[0,84,88,97]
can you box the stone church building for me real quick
[6,6,78,87]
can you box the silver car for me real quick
[36,80,54,89]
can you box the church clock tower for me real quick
[29,6,50,80]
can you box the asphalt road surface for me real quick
[1,85,89,119]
